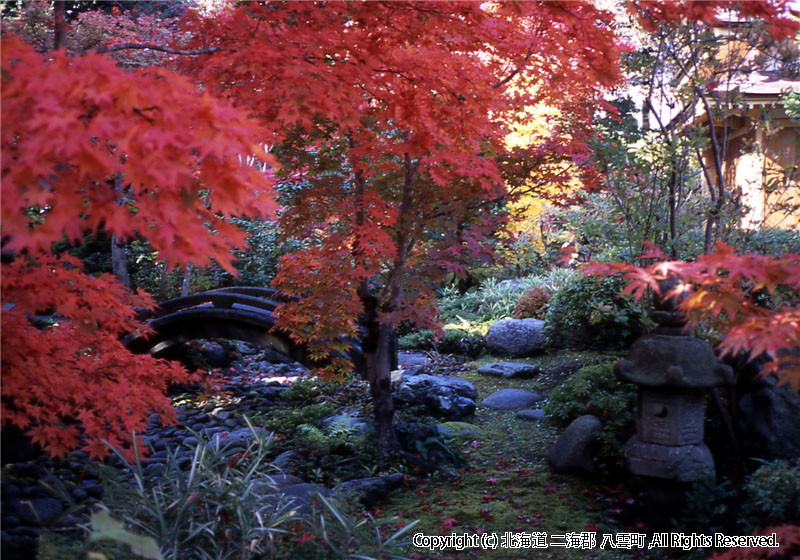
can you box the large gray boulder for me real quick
[394,374,478,419]
[251,475,330,516]
[251,474,305,494]
[481,388,542,410]
[333,473,405,505]
[199,341,230,368]
[486,319,545,357]
[478,361,540,379]
[547,415,602,474]
[738,378,800,460]
[274,483,331,516]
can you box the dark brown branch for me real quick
[493,47,534,89]
[96,43,228,56]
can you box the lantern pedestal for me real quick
[625,436,714,481]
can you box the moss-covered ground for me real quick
[378,350,660,559]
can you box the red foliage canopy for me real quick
[1,37,276,458]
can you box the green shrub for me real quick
[436,279,523,324]
[437,269,579,326]
[731,228,800,256]
[257,403,336,435]
[673,477,736,533]
[512,286,552,319]
[281,377,367,406]
[230,218,293,288]
[543,274,641,350]
[397,329,436,351]
[741,459,800,528]
[544,361,636,472]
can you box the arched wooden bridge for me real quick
[123,287,396,374]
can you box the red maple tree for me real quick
[1,31,276,458]
[178,1,623,448]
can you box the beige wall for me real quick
[710,106,799,231]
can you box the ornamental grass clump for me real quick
[92,419,416,560]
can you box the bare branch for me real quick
[493,47,534,89]
[96,43,228,56]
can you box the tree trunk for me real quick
[111,235,130,288]
[360,291,400,452]
[158,261,170,300]
[53,1,67,51]
[181,264,193,297]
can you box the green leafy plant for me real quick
[544,361,636,472]
[399,269,578,353]
[413,435,467,468]
[98,422,297,560]
[671,477,736,533]
[284,494,419,560]
[87,510,164,560]
[398,326,486,357]
[257,403,336,435]
[741,459,800,528]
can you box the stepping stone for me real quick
[478,362,540,379]
[516,409,546,421]
[481,388,543,410]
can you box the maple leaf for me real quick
[439,518,460,532]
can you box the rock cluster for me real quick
[394,374,478,419]
[0,354,312,560]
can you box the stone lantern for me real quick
[615,282,734,482]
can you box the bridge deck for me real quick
[124,287,378,374]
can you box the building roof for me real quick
[718,72,800,97]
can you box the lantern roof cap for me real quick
[615,335,734,388]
